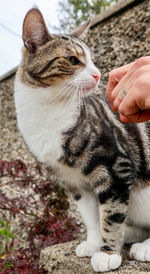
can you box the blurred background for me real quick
[0,0,118,77]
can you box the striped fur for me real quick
[14,8,150,272]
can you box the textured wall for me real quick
[85,0,150,90]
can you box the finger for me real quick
[112,64,150,112]
[106,75,119,107]
[119,76,150,116]
[111,63,135,101]
[111,58,150,101]
[106,62,134,106]
[113,89,127,110]
[133,56,150,70]
[119,114,134,123]
[118,89,140,117]
[120,110,150,123]
[137,110,150,122]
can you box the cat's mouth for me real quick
[80,81,99,96]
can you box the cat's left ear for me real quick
[70,20,91,38]
[23,8,53,53]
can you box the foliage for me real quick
[59,0,119,32]
[0,219,13,256]
[0,160,79,273]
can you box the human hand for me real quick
[106,56,150,123]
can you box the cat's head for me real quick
[19,8,100,98]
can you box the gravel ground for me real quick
[1,0,150,272]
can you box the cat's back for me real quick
[90,94,150,179]
[62,93,150,181]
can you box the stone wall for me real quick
[86,0,150,89]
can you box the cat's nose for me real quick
[92,73,100,82]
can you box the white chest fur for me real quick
[14,81,75,164]
[14,80,88,188]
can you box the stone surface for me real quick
[40,240,150,274]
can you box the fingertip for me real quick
[107,100,118,111]
[110,91,115,100]
[120,114,131,123]
[106,89,113,104]
[111,106,118,112]
[118,102,124,114]
[113,97,121,110]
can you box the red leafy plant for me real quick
[0,160,79,273]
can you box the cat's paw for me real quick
[91,251,122,272]
[130,243,150,261]
[75,241,99,257]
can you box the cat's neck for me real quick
[15,78,80,130]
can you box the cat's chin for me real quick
[80,84,97,97]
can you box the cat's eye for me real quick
[68,56,81,66]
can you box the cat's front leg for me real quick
[91,187,129,272]
[74,190,101,257]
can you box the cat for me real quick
[14,8,150,272]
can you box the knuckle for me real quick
[108,69,117,80]
[119,104,126,116]
[135,74,146,87]
[136,91,146,109]
[108,71,114,80]
[134,56,150,68]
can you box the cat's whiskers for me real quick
[44,81,79,121]
[71,80,87,116]
[69,83,81,111]
[76,83,81,115]
[92,46,111,52]
[63,85,77,113]
[48,79,76,106]
[72,80,91,120]
[45,89,70,107]
[42,83,76,123]
[92,41,112,51]
[93,53,102,57]
[82,84,89,121]
[53,81,80,119]
[53,89,75,117]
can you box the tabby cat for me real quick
[14,8,150,272]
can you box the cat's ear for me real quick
[23,8,52,53]
[70,20,91,38]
